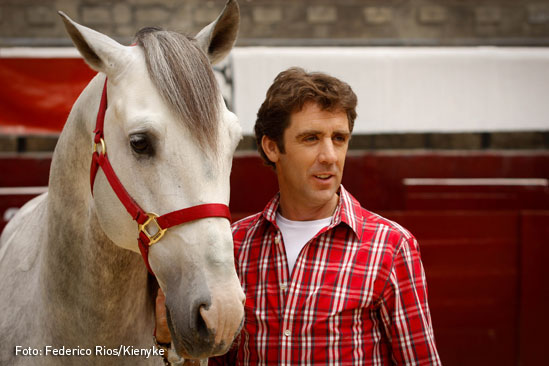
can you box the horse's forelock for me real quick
[135,27,220,154]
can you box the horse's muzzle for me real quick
[165,286,245,359]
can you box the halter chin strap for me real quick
[90,77,231,275]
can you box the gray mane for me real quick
[135,27,220,153]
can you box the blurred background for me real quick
[1,1,548,365]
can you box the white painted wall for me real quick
[231,47,549,134]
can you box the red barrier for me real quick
[519,211,549,366]
[0,152,548,365]
[2,151,548,227]
[385,211,520,366]
[404,178,549,210]
[341,152,549,211]
[0,58,96,133]
[229,152,549,213]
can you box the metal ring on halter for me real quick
[139,213,167,246]
[93,138,107,156]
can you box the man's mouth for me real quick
[314,174,333,180]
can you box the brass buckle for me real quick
[139,213,167,246]
[93,138,107,156]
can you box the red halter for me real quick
[90,77,231,275]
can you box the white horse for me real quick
[0,1,244,365]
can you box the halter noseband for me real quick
[90,77,231,275]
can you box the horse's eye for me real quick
[129,134,151,155]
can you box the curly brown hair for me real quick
[254,67,357,168]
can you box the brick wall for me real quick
[1,0,549,47]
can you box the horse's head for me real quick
[60,0,244,359]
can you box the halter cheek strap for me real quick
[90,77,231,275]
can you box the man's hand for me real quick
[155,288,172,344]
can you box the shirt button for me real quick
[274,236,281,244]
[284,329,291,337]
[280,283,288,291]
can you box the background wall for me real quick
[1,0,549,47]
[231,47,549,134]
[1,0,548,151]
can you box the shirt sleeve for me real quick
[379,236,441,365]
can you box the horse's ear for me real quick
[58,11,129,74]
[195,0,240,65]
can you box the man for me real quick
[157,67,441,365]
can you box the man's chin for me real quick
[306,187,340,209]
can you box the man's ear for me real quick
[261,135,280,164]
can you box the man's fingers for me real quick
[155,288,172,344]
[182,360,202,366]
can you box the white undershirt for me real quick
[276,213,332,274]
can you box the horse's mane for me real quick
[135,27,220,154]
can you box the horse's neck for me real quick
[42,75,153,344]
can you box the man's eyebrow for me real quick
[295,130,322,139]
[295,130,351,139]
[333,130,351,136]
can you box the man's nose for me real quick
[318,138,337,164]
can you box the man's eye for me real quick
[130,134,152,155]
[304,135,318,142]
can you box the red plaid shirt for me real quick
[210,186,440,365]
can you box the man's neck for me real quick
[278,193,339,221]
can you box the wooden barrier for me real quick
[2,151,547,209]
[518,211,549,366]
[1,151,548,365]
[229,151,549,214]
[0,154,51,231]
[404,178,549,210]
[385,211,521,365]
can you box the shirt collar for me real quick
[260,185,363,239]
[332,185,363,239]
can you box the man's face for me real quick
[262,102,351,220]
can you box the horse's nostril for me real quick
[195,309,208,337]
[194,302,212,338]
